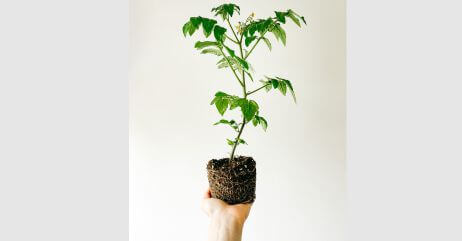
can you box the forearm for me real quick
[208,213,244,241]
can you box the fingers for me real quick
[201,187,212,216]
[203,188,211,199]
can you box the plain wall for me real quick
[130,0,345,240]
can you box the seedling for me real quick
[183,3,306,161]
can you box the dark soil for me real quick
[206,156,256,205]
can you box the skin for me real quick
[201,189,252,241]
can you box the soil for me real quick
[206,156,256,205]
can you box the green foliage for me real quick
[224,46,249,70]
[211,3,241,20]
[183,17,228,43]
[210,91,236,116]
[252,114,268,131]
[201,48,222,56]
[194,41,218,49]
[271,23,287,45]
[262,37,272,51]
[210,93,259,122]
[245,36,257,47]
[213,25,227,43]
[201,18,217,37]
[227,138,247,146]
[239,99,259,122]
[260,76,297,102]
[182,2,306,159]
[214,119,239,132]
[275,11,287,23]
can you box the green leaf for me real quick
[288,10,307,25]
[271,24,287,45]
[201,18,217,37]
[259,116,268,131]
[237,139,247,145]
[190,17,202,28]
[252,117,259,126]
[217,62,229,69]
[260,78,272,91]
[278,81,287,95]
[277,77,296,103]
[223,4,235,17]
[214,119,239,131]
[224,46,236,57]
[239,99,259,122]
[271,78,279,88]
[201,48,222,56]
[213,25,227,43]
[227,139,235,146]
[210,92,239,115]
[215,98,229,116]
[194,41,218,49]
[212,3,240,20]
[235,56,249,70]
[287,10,301,27]
[262,37,272,51]
[215,91,229,97]
[245,71,254,82]
[275,11,287,23]
[252,114,268,131]
[216,57,227,64]
[183,20,200,37]
[210,91,229,105]
[246,23,258,36]
[245,36,257,47]
[260,18,274,34]
[182,21,193,37]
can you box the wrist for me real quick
[209,212,244,241]
[211,210,245,228]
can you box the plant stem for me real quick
[225,34,239,44]
[244,25,273,60]
[230,31,247,162]
[226,18,240,43]
[230,116,246,160]
[247,84,270,96]
[244,37,262,60]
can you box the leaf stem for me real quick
[247,84,270,96]
[244,37,262,59]
[226,18,240,43]
[225,34,239,44]
[244,28,270,60]
[244,20,277,60]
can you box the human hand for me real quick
[201,188,252,226]
[201,188,252,241]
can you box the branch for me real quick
[225,34,239,44]
[244,37,262,60]
[226,18,240,43]
[247,84,270,96]
[244,29,270,60]
[244,20,276,60]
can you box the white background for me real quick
[347,1,462,240]
[130,0,345,240]
[0,0,128,241]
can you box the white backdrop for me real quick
[130,0,345,240]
